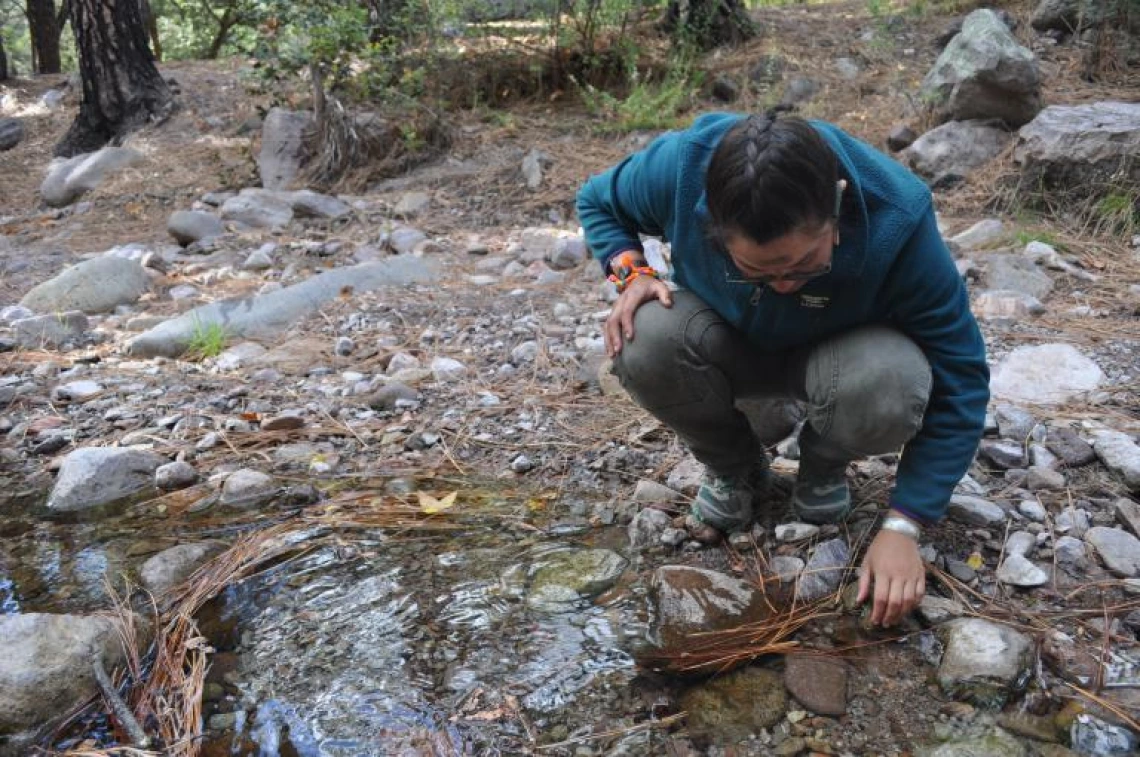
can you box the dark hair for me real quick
[705,110,839,246]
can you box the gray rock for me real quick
[525,549,627,612]
[949,219,1005,251]
[920,9,1041,128]
[521,147,548,190]
[214,341,267,372]
[985,255,1054,300]
[387,226,427,255]
[1054,535,1088,569]
[394,191,430,217]
[1055,507,1091,537]
[0,117,25,151]
[368,382,417,411]
[509,454,534,473]
[20,255,148,314]
[1046,426,1097,467]
[1028,443,1058,469]
[784,654,848,716]
[887,123,918,152]
[990,343,1103,405]
[53,380,103,403]
[431,357,466,382]
[666,455,705,495]
[221,469,277,510]
[905,120,1011,184]
[1018,499,1047,521]
[510,340,539,364]
[780,76,819,107]
[633,479,684,506]
[938,618,1032,707]
[661,527,688,547]
[710,75,740,102]
[290,189,352,220]
[948,495,1007,526]
[547,236,588,271]
[11,311,88,349]
[0,305,34,324]
[979,439,1027,469]
[946,557,978,583]
[648,565,769,649]
[924,728,1026,757]
[41,147,143,207]
[629,508,673,550]
[798,538,850,602]
[46,446,166,514]
[242,243,276,271]
[775,522,820,542]
[139,543,220,596]
[1089,429,1140,490]
[918,595,966,625]
[1070,713,1138,757]
[258,108,312,190]
[1085,527,1140,577]
[1005,531,1036,557]
[770,555,804,583]
[972,290,1044,323]
[168,210,225,246]
[1014,101,1140,194]
[1031,0,1113,33]
[1026,465,1065,491]
[0,613,132,740]
[994,404,1038,442]
[335,336,355,356]
[128,258,433,357]
[996,554,1049,587]
[1113,497,1140,538]
[221,190,294,229]
[155,461,198,490]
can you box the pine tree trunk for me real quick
[28,0,63,74]
[664,0,757,49]
[55,0,174,157]
[0,36,8,81]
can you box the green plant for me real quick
[1092,192,1138,238]
[1013,228,1061,249]
[577,56,703,134]
[186,319,228,359]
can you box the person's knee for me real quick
[807,326,932,456]
[613,292,714,383]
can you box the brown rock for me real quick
[680,667,787,744]
[783,654,849,716]
[647,566,773,652]
[261,414,305,432]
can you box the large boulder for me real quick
[1013,101,1140,193]
[904,119,1011,185]
[1031,0,1114,33]
[920,9,1041,128]
[46,446,167,514]
[258,108,312,190]
[20,255,148,314]
[0,613,133,748]
[40,147,143,207]
[990,343,1104,405]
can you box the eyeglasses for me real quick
[724,260,832,286]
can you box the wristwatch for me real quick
[881,513,922,541]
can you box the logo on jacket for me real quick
[799,294,830,308]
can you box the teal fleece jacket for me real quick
[576,113,989,523]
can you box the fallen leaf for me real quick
[417,490,458,514]
[966,551,984,571]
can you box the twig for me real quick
[91,657,150,749]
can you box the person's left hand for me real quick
[856,525,926,627]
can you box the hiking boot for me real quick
[692,460,769,533]
[792,453,851,525]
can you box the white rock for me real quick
[221,469,277,509]
[629,508,673,550]
[947,495,1006,526]
[775,522,820,542]
[52,380,103,402]
[1088,429,1140,490]
[950,219,1004,250]
[997,554,1049,587]
[1085,527,1140,577]
[155,461,198,490]
[990,344,1104,405]
[1005,531,1036,557]
[1018,500,1047,521]
[387,352,421,373]
[938,618,1032,705]
[431,357,467,382]
[770,556,804,583]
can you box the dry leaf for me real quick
[966,551,984,571]
[417,490,458,514]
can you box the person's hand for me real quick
[856,526,926,627]
[604,274,673,357]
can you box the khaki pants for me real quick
[612,290,932,476]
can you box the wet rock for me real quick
[950,219,1004,251]
[1027,466,1066,492]
[948,495,1006,526]
[46,446,166,514]
[0,613,133,745]
[128,258,433,357]
[918,595,965,625]
[783,655,847,715]
[775,522,819,542]
[258,108,312,190]
[680,667,787,743]
[220,469,277,510]
[979,440,1026,469]
[41,147,143,207]
[1045,427,1096,467]
[140,543,221,596]
[0,117,24,151]
[629,508,672,550]
[20,255,148,314]
[525,549,627,611]
[430,357,467,382]
[648,566,770,649]
[990,344,1103,405]
[1088,429,1140,490]
[168,210,225,246]
[221,190,294,229]
[924,727,1027,757]
[798,538,850,602]
[156,461,198,490]
[1071,713,1138,757]
[920,9,1041,128]
[1084,527,1140,577]
[996,554,1049,587]
[905,120,1011,184]
[938,618,1032,707]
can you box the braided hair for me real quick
[706,108,839,246]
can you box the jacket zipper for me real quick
[750,286,766,306]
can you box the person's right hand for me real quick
[604,274,673,357]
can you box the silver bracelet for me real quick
[881,514,922,541]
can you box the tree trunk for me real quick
[55,0,174,157]
[0,36,8,81]
[664,0,757,49]
[138,0,161,60]
[205,7,236,58]
[28,0,63,73]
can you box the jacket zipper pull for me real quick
[750,286,765,306]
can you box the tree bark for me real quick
[205,7,237,58]
[0,36,8,81]
[28,0,63,73]
[55,0,175,157]
[138,0,161,60]
[664,0,757,49]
